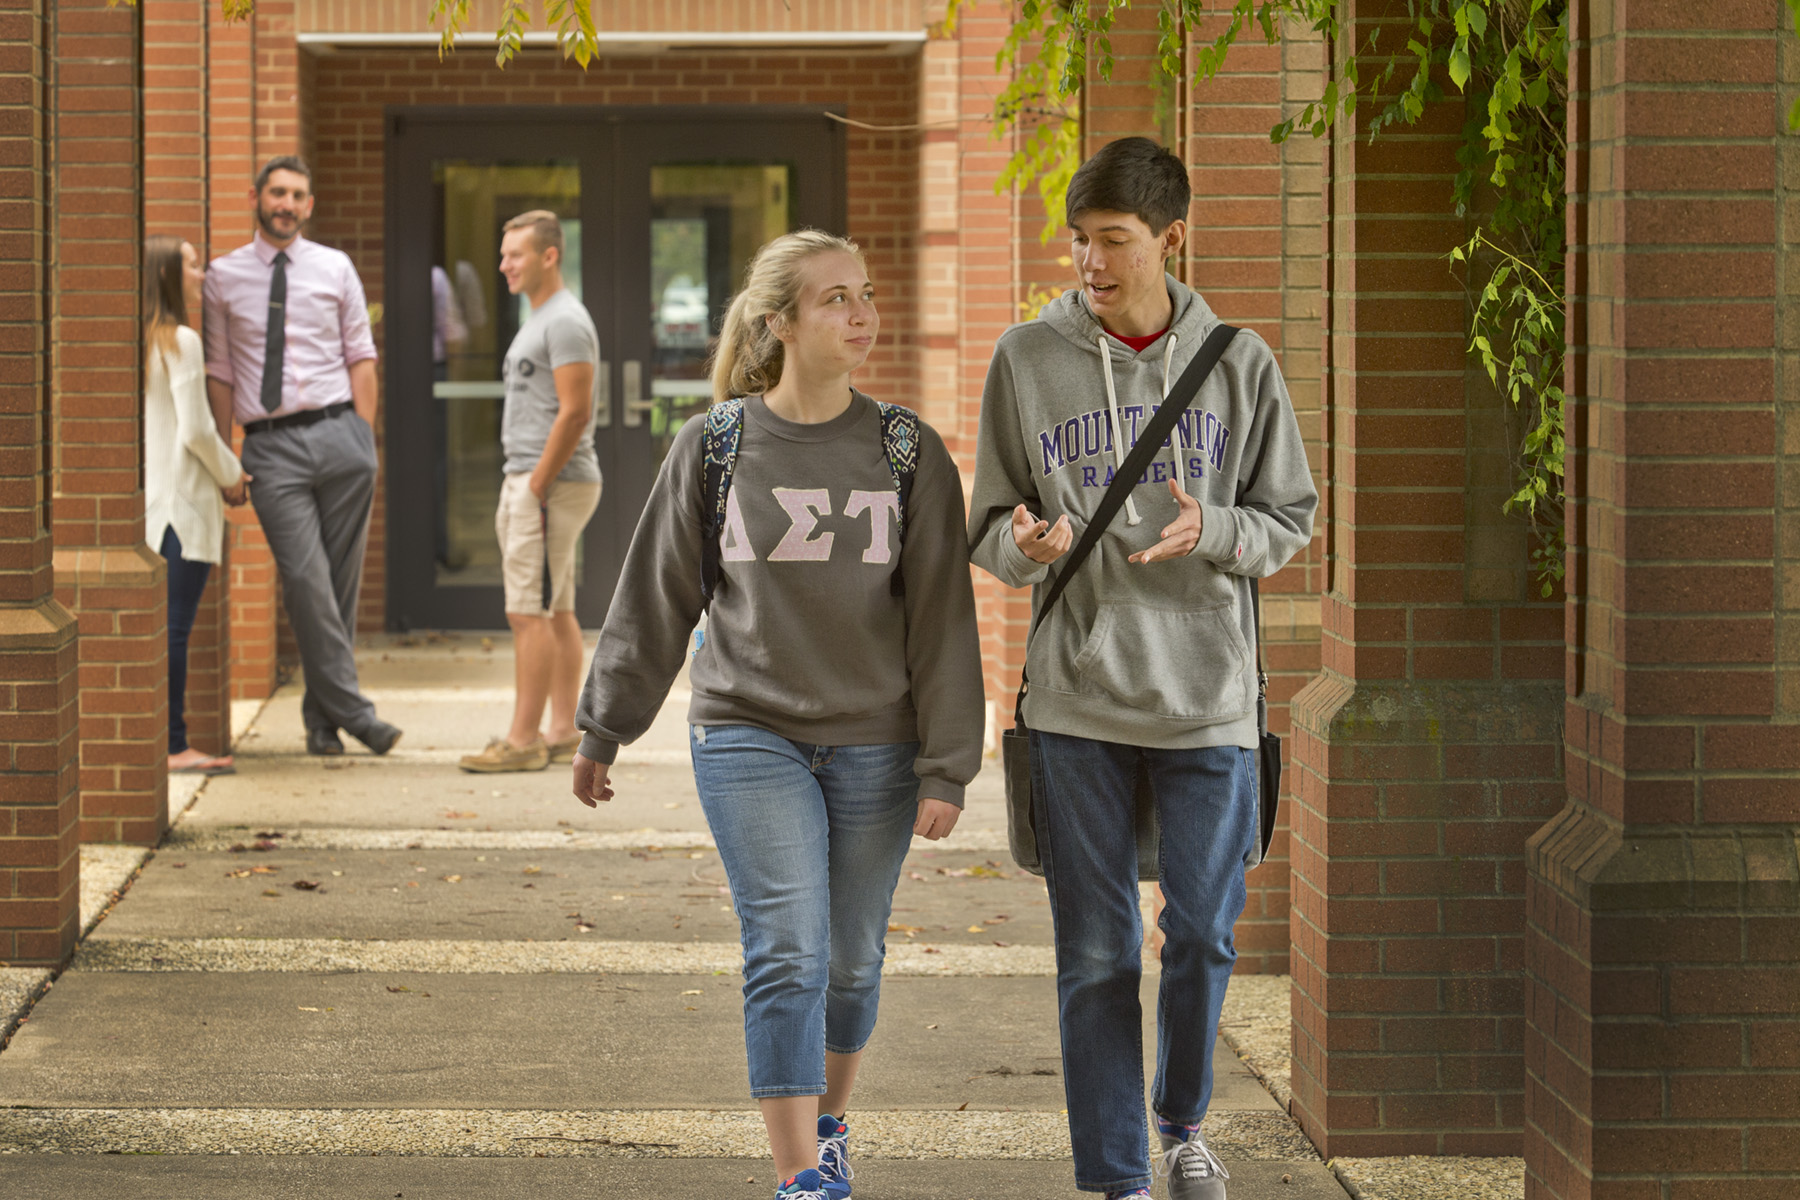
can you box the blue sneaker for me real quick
[816,1113,853,1198]
[776,1167,827,1199]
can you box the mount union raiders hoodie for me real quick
[968,276,1318,750]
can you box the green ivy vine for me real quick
[956,0,1576,594]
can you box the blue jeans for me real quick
[690,724,920,1099]
[1032,730,1257,1194]
[160,527,213,755]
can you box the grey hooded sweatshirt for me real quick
[968,277,1317,750]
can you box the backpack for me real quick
[698,397,920,607]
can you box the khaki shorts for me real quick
[496,473,602,615]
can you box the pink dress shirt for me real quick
[203,232,379,425]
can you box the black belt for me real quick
[244,400,354,435]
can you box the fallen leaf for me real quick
[680,989,702,996]
[227,843,247,854]
[480,637,494,651]
[261,889,281,897]
[442,811,478,820]
[926,1023,939,1030]
[888,923,924,935]
[251,865,279,875]
[993,941,1011,947]
[907,871,927,881]
[575,923,593,933]
[442,874,462,883]
[297,1006,320,1012]
[966,925,985,934]
[522,866,542,876]
[923,947,940,954]
[171,862,187,869]
[292,880,322,891]
[387,985,411,994]
[225,869,252,879]
[253,831,285,840]
[984,915,1011,924]
[331,870,343,877]
[251,841,278,852]
[956,1100,969,1111]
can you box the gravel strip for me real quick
[78,845,153,935]
[1218,973,1293,1107]
[1333,1155,1523,1200]
[0,1107,1314,1161]
[162,826,1013,853]
[0,968,51,1045]
[73,937,1058,977]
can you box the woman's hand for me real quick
[914,797,960,840]
[1011,503,1073,564]
[222,471,252,507]
[572,752,614,808]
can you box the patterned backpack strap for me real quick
[875,402,921,597]
[699,398,746,606]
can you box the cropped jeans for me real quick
[689,723,920,1098]
[1032,730,1257,1194]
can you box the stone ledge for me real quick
[1291,672,1563,745]
[0,601,78,652]
[50,543,165,589]
[1528,803,1800,911]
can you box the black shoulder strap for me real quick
[1014,324,1239,721]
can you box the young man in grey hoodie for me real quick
[969,137,1317,1200]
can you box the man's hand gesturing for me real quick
[1012,503,1074,564]
[1129,478,1204,564]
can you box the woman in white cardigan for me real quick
[144,235,247,775]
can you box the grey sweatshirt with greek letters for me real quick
[968,277,1318,750]
[576,392,984,806]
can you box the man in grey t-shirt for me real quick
[460,210,604,774]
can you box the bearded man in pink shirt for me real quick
[203,156,401,757]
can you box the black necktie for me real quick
[259,250,289,412]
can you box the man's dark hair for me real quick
[1065,136,1190,233]
[255,154,313,194]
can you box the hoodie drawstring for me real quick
[1098,331,1185,528]
[1097,335,1141,526]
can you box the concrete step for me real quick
[0,1155,1348,1200]
[91,846,1053,947]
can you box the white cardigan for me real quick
[144,325,241,565]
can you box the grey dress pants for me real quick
[242,406,380,740]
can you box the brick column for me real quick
[0,0,81,967]
[1286,0,1565,1157]
[143,0,229,760]
[49,0,168,846]
[1525,7,1799,1199]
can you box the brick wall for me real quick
[1525,5,1800,1198]
[296,0,928,37]
[1287,0,1565,1157]
[48,0,168,846]
[303,46,921,635]
[0,0,81,966]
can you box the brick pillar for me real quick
[49,0,168,846]
[957,2,1032,750]
[143,0,229,760]
[204,3,276,700]
[1182,9,1328,976]
[0,0,81,966]
[1286,0,1565,1157]
[1524,7,1799,1199]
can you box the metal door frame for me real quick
[383,105,846,631]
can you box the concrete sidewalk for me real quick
[0,634,1365,1198]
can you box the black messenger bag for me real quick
[1005,324,1290,881]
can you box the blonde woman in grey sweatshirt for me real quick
[571,231,983,1200]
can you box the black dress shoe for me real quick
[306,727,345,756]
[358,719,403,757]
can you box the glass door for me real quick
[385,107,843,631]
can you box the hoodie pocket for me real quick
[1072,600,1252,723]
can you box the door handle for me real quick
[621,360,660,428]
[594,359,612,428]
